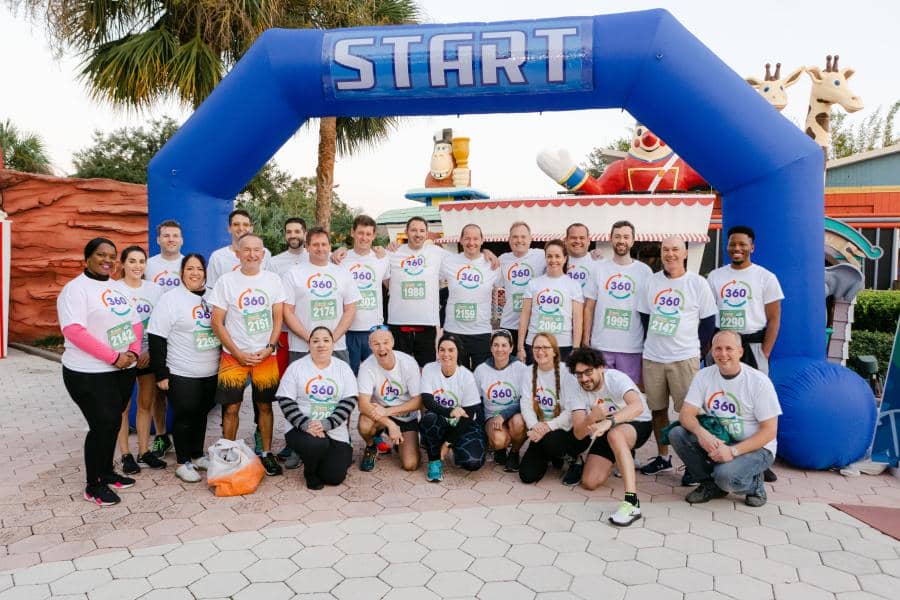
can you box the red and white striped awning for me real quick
[435,232,710,244]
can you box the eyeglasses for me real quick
[368,324,390,334]
[573,367,595,380]
[532,345,553,351]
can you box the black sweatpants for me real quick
[519,429,589,484]
[420,411,486,471]
[63,367,135,484]
[389,325,437,367]
[285,428,352,487]
[169,373,217,464]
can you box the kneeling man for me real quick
[669,330,780,507]
[566,347,653,527]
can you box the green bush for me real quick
[854,290,900,334]
[848,329,895,378]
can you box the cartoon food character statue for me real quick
[425,128,471,188]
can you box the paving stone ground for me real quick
[2,348,899,599]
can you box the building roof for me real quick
[376,205,440,225]
[826,143,900,169]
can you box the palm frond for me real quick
[335,116,399,156]
[168,35,224,108]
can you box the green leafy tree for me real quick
[830,100,900,160]
[582,135,632,178]
[72,117,179,183]
[0,119,53,174]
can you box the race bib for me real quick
[310,401,337,420]
[512,293,524,312]
[107,321,137,350]
[603,308,632,331]
[358,290,378,311]
[193,329,221,352]
[243,309,273,335]
[537,312,565,334]
[648,314,680,337]
[311,299,338,321]
[401,280,426,300]
[454,302,477,322]
[719,309,746,331]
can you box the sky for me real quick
[2,0,898,219]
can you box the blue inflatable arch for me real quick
[148,9,875,468]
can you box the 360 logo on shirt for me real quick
[718,279,752,308]
[307,272,338,298]
[507,262,534,287]
[535,385,558,415]
[653,288,685,316]
[152,270,181,288]
[237,288,270,312]
[486,380,518,406]
[306,375,340,402]
[536,288,564,314]
[379,378,404,404]
[432,387,460,409]
[455,264,484,289]
[605,273,636,300]
[401,255,426,276]
[567,264,590,285]
[192,301,213,327]
[349,264,376,289]
[101,288,132,317]
[705,390,743,437]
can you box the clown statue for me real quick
[425,128,471,188]
[537,124,707,194]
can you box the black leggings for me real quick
[420,412,486,471]
[285,429,352,487]
[169,373,217,464]
[519,429,588,484]
[63,367,135,484]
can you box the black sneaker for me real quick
[276,446,293,462]
[151,434,173,458]
[686,481,728,504]
[562,458,584,486]
[138,451,167,470]
[121,453,140,475]
[745,478,768,507]
[505,451,520,473]
[763,468,778,482]
[84,484,120,506]
[261,454,283,476]
[360,445,377,472]
[494,448,508,465]
[639,455,673,475]
[550,457,564,469]
[103,472,135,490]
[680,469,699,487]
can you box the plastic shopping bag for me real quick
[206,439,266,497]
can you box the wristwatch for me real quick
[265,343,277,352]
[608,415,617,428]
[731,446,740,457]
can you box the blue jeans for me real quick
[346,330,372,375]
[668,425,774,495]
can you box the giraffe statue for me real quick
[804,54,864,157]
[745,62,803,111]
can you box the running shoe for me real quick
[608,500,642,527]
[639,455,673,475]
[374,434,392,454]
[121,453,140,475]
[151,434,172,458]
[284,451,302,470]
[427,460,444,483]
[103,472,135,490]
[686,481,728,504]
[763,468,778,482]
[138,451,167,470]
[261,454,283,476]
[193,456,210,471]
[360,445,378,472]
[562,458,584,486]
[84,484,120,506]
[494,448,508,465]
[745,478,768,507]
[175,463,202,483]
[680,468,699,487]
[276,446,294,461]
[504,451,520,473]
[254,429,264,456]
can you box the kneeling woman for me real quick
[276,326,358,490]
[420,334,486,482]
[519,332,587,485]
[474,329,528,472]
[147,254,220,483]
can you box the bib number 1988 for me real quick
[401,280,426,300]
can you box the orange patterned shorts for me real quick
[215,353,280,405]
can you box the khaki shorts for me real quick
[642,357,700,412]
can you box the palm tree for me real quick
[15,0,419,227]
[0,119,53,174]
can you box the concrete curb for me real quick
[9,342,62,363]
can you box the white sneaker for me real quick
[608,500,642,527]
[193,456,210,471]
[176,463,202,483]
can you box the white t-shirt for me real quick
[282,262,361,352]
[441,253,500,335]
[275,355,358,443]
[147,287,221,378]
[344,249,390,332]
[498,249,547,330]
[58,274,142,373]
[206,245,275,290]
[208,269,286,354]
[271,250,309,275]
[585,260,653,353]
[524,274,584,347]
[115,279,163,355]
[639,270,717,363]
[387,243,448,327]
[420,362,481,410]
[145,254,183,293]
[564,368,651,422]
[707,263,785,334]
[519,365,576,430]
[357,351,421,422]
[567,253,599,290]
[474,359,529,419]
[684,365,782,454]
